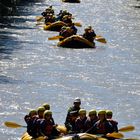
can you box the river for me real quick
[0,0,140,139]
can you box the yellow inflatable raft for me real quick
[21,132,98,140]
[43,21,67,32]
[57,35,96,48]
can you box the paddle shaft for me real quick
[4,121,26,128]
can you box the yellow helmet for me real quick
[88,109,97,115]
[79,109,86,114]
[106,110,113,115]
[98,110,106,115]
[42,103,50,110]
[29,109,37,116]
[43,110,52,118]
[37,106,45,113]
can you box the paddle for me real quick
[4,121,66,133]
[36,16,44,22]
[106,132,124,139]
[118,125,135,132]
[74,22,82,27]
[4,121,26,128]
[48,35,63,40]
[95,36,107,44]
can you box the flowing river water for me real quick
[0,0,140,139]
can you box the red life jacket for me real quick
[44,120,54,136]
[96,121,107,134]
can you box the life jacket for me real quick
[85,116,98,131]
[107,119,118,132]
[70,26,77,35]
[40,119,54,137]
[94,119,113,134]
[25,115,39,138]
[83,30,96,42]
[60,29,73,38]
[75,116,87,133]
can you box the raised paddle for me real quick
[118,125,135,132]
[4,121,26,128]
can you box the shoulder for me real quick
[108,119,118,125]
[68,106,74,112]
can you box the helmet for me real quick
[87,26,92,30]
[63,10,68,13]
[42,103,50,110]
[43,110,52,118]
[79,109,86,114]
[98,110,106,115]
[61,26,67,30]
[37,107,45,113]
[88,109,97,115]
[106,110,113,116]
[85,28,89,31]
[29,109,37,116]
[74,97,81,103]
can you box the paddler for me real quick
[59,26,74,40]
[65,97,81,130]
[40,110,62,139]
[82,26,96,43]
[75,109,87,133]
[88,110,114,135]
[65,110,78,134]
[84,109,98,132]
[106,110,118,132]
[24,109,39,138]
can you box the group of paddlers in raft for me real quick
[38,6,97,44]
[24,97,118,140]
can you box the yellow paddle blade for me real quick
[4,121,26,128]
[95,36,107,43]
[48,35,64,40]
[56,125,67,134]
[106,132,124,139]
[36,16,44,22]
[74,22,82,27]
[119,125,135,132]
